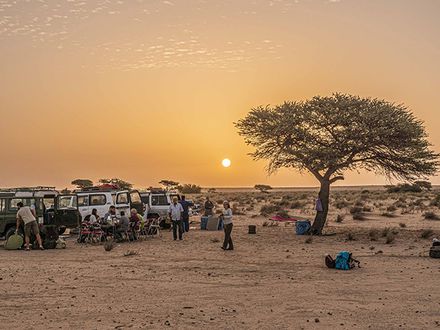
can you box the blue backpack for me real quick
[333,251,360,270]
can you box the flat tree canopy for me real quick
[236,93,439,234]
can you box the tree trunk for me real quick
[310,180,330,235]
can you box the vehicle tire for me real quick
[429,246,440,258]
[5,227,22,241]
[58,226,67,235]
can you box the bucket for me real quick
[295,220,311,235]
[248,225,256,234]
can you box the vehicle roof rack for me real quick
[0,186,57,193]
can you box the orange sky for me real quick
[1,0,439,189]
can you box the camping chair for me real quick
[269,215,301,226]
[147,217,161,238]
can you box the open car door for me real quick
[115,191,130,216]
[54,195,81,229]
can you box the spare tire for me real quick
[429,246,440,258]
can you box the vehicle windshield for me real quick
[57,196,77,209]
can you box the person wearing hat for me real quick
[169,197,184,240]
[16,202,44,251]
[220,200,233,250]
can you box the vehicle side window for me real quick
[90,194,106,206]
[9,198,34,210]
[130,192,141,204]
[152,195,169,206]
[78,196,89,207]
[0,199,4,212]
[117,193,128,204]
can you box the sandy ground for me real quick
[1,210,440,329]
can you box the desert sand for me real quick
[1,189,440,330]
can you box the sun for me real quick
[222,158,231,168]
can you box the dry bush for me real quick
[335,200,350,209]
[385,232,396,244]
[352,212,366,221]
[260,204,281,216]
[420,229,434,239]
[381,227,391,237]
[346,232,356,241]
[368,229,379,241]
[335,214,344,223]
[350,206,363,214]
[362,205,373,212]
[424,211,440,220]
[387,205,398,212]
[290,200,306,209]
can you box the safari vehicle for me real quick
[57,187,143,222]
[140,190,181,227]
[0,187,79,240]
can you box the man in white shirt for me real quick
[16,202,44,251]
[169,197,184,240]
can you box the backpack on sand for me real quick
[325,251,360,270]
[335,251,360,270]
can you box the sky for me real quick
[1,0,439,189]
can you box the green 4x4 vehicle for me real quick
[0,187,80,241]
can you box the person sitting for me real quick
[115,211,130,241]
[129,209,142,241]
[89,209,100,224]
[103,205,117,225]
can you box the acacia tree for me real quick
[254,184,273,193]
[159,180,179,191]
[99,178,133,190]
[71,179,93,190]
[236,93,438,234]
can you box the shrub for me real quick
[276,209,290,219]
[305,237,313,244]
[385,232,396,244]
[386,183,422,193]
[420,229,434,239]
[260,204,281,216]
[177,184,202,194]
[346,232,355,241]
[350,206,363,214]
[363,205,373,212]
[387,205,397,212]
[335,214,344,223]
[335,200,349,209]
[424,212,440,220]
[290,200,306,209]
[352,212,366,220]
[381,227,391,237]
[430,194,440,207]
[368,229,379,241]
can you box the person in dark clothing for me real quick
[204,197,214,216]
[220,201,233,251]
[179,195,194,233]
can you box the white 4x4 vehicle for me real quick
[140,190,180,220]
[58,189,143,221]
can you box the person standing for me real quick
[169,197,184,240]
[204,197,214,216]
[16,202,44,251]
[220,201,233,251]
[179,195,194,233]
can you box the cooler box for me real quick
[296,220,311,235]
[206,217,220,231]
[201,216,209,230]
